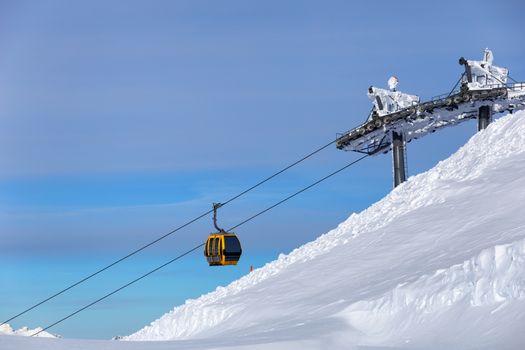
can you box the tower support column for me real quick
[478,105,492,131]
[392,131,406,188]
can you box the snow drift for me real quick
[123,110,525,349]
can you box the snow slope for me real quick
[2,110,525,350]
[123,110,525,348]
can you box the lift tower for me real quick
[392,131,406,187]
[335,49,525,188]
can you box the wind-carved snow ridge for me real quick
[0,324,57,338]
[125,110,525,343]
[342,237,525,340]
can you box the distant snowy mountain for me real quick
[0,323,57,338]
[123,110,525,349]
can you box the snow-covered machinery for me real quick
[367,78,420,120]
[459,48,508,90]
[336,49,525,187]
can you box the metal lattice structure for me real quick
[335,50,525,186]
[336,84,525,155]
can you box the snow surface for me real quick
[2,110,525,349]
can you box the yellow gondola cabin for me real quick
[204,203,242,266]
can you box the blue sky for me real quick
[0,0,524,339]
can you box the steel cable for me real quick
[31,154,368,336]
[1,139,335,327]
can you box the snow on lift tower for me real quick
[367,77,419,187]
[335,49,525,187]
[459,48,510,130]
